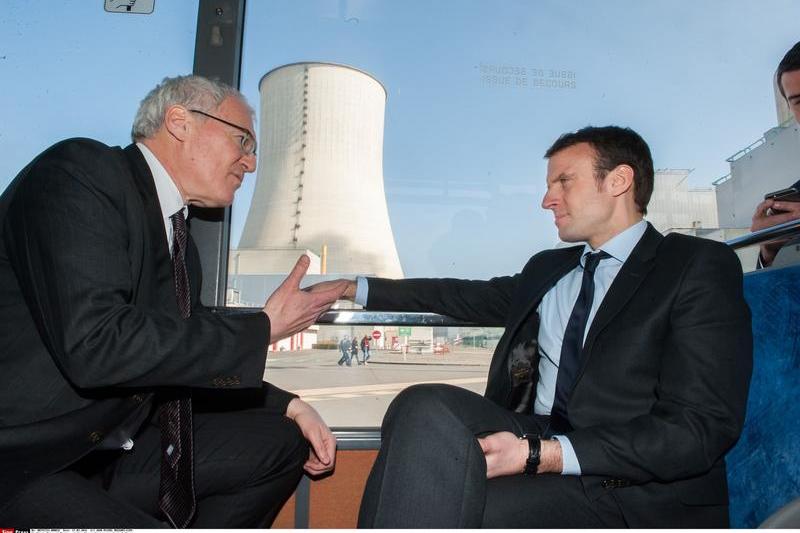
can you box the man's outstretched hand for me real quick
[263,255,350,343]
[305,278,357,301]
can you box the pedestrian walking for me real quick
[351,337,362,365]
[338,336,352,366]
[361,335,371,363]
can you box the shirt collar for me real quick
[581,219,648,266]
[136,142,187,220]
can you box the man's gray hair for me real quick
[131,75,252,141]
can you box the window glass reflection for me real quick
[0,2,199,190]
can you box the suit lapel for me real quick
[486,246,582,406]
[123,144,170,258]
[123,144,176,301]
[577,224,662,377]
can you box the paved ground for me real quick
[264,348,493,427]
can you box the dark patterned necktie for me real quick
[158,210,195,527]
[550,250,610,431]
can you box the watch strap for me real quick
[520,433,541,475]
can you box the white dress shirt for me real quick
[136,142,187,249]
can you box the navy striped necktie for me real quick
[550,250,610,431]
[158,210,195,527]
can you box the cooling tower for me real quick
[237,62,403,278]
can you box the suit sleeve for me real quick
[193,381,297,415]
[262,382,297,413]
[365,275,520,325]
[567,242,753,483]
[3,153,270,391]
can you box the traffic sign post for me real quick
[398,327,411,361]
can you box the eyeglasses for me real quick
[189,109,257,156]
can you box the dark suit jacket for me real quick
[366,224,753,527]
[0,139,294,501]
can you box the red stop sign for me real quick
[371,330,381,340]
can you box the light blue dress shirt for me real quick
[354,219,648,475]
[535,219,647,474]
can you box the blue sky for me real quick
[2,1,799,278]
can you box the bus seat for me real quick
[727,263,800,528]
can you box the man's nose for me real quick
[541,189,556,210]
[241,153,257,173]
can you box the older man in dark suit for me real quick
[0,75,347,527]
[317,125,752,527]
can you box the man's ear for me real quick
[608,164,634,198]
[163,105,191,141]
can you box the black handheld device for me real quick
[764,186,800,202]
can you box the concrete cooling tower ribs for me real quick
[291,66,309,246]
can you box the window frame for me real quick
[190,0,246,306]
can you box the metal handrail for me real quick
[333,427,382,449]
[215,306,482,326]
[724,218,800,250]
[315,309,481,327]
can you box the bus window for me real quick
[225,1,800,427]
[0,2,199,189]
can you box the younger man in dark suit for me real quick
[750,40,800,267]
[0,75,348,527]
[317,125,752,527]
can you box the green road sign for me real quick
[398,326,412,336]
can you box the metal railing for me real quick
[711,172,732,186]
[724,218,800,250]
[724,118,796,164]
[315,309,480,327]
[725,136,766,163]
[218,306,481,326]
